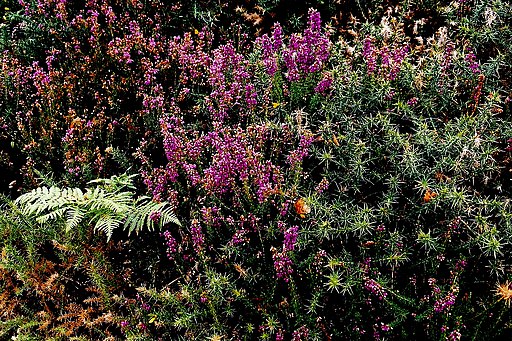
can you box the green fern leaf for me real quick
[65,207,86,232]
[35,207,68,224]
[14,173,180,240]
[124,197,180,236]
[94,214,123,241]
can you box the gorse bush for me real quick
[0,174,180,339]
[1,0,512,340]
[0,192,127,339]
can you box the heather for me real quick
[1,0,512,340]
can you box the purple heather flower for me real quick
[280,200,291,216]
[364,278,388,300]
[256,26,281,76]
[363,38,408,80]
[385,90,395,101]
[441,42,455,73]
[363,37,377,74]
[315,73,333,94]
[505,138,512,152]
[231,229,247,245]
[407,97,419,107]
[200,206,221,227]
[315,177,329,194]
[149,211,161,223]
[207,42,252,121]
[448,330,462,341]
[464,47,480,74]
[380,46,390,69]
[455,259,467,271]
[162,230,178,260]
[433,290,457,313]
[245,83,258,108]
[281,9,330,81]
[283,226,299,252]
[287,134,315,168]
[190,219,204,253]
[389,44,409,80]
[273,250,294,282]
[272,23,283,51]
[291,326,309,341]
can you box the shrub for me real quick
[1,0,512,340]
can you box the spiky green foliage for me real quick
[14,174,180,240]
[0,192,135,339]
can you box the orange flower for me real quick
[496,281,512,307]
[332,134,339,146]
[423,189,437,203]
[294,198,311,218]
[361,241,376,247]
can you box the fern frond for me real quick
[64,207,86,232]
[93,214,124,241]
[15,186,86,216]
[158,204,181,227]
[13,173,180,240]
[35,207,68,225]
[88,173,138,191]
[87,192,131,214]
[125,197,180,236]
[124,210,146,235]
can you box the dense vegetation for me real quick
[1,0,512,339]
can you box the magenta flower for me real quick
[315,73,333,94]
[273,249,294,282]
[464,47,480,74]
[283,226,299,252]
[363,37,377,75]
[364,278,388,300]
[190,219,204,253]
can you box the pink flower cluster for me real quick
[146,108,294,206]
[256,23,283,76]
[283,226,299,252]
[257,9,331,82]
[206,43,255,122]
[464,47,480,74]
[362,36,409,81]
[190,219,204,254]
[272,223,300,282]
[427,260,465,315]
[287,133,315,169]
[364,278,388,300]
[273,250,294,282]
[162,230,178,260]
[291,325,310,341]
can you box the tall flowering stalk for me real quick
[256,9,331,82]
[206,42,255,122]
[282,9,331,81]
[256,23,283,76]
[362,36,409,81]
